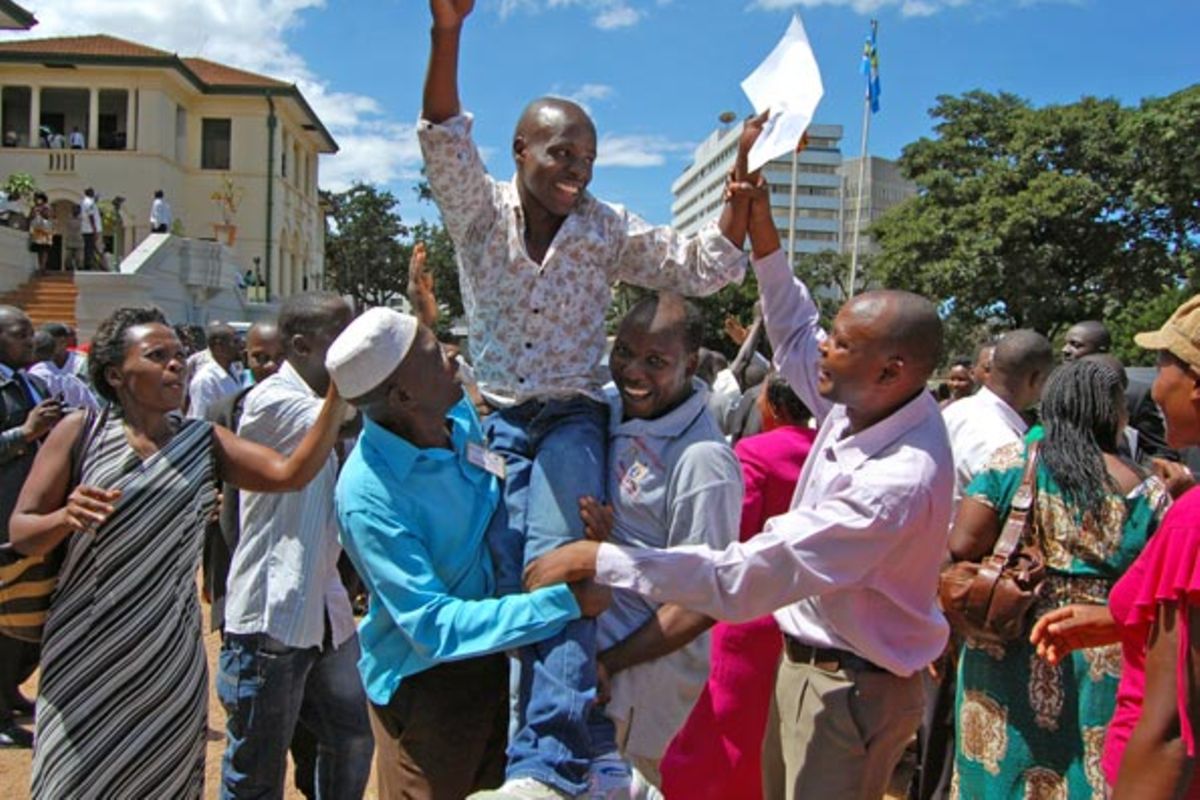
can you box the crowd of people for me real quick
[0,2,1198,799]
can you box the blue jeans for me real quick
[217,633,374,800]
[483,396,608,796]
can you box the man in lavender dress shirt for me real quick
[525,123,956,800]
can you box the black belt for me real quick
[783,634,885,673]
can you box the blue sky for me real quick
[7,0,1198,226]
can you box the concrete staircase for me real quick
[0,273,78,327]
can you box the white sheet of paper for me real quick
[740,13,825,173]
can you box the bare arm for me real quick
[213,385,348,493]
[10,412,121,555]
[947,497,1001,562]
[600,604,715,677]
[1113,603,1200,799]
[423,0,474,124]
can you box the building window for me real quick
[201,118,232,170]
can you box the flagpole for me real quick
[848,96,870,297]
[787,147,800,271]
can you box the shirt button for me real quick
[518,377,526,384]
[525,342,532,349]
[532,308,540,314]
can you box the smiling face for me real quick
[108,323,188,412]
[514,100,597,220]
[610,295,699,421]
[816,302,892,407]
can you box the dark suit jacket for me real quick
[0,370,49,545]
[1126,379,1178,463]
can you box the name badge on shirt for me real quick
[467,442,507,480]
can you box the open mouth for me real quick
[554,181,582,205]
[621,386,652,402]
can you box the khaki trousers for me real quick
[368,654,509,800]
[770,655,925,800]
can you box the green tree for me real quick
[323,183,409,310]
[871,87,1199,339]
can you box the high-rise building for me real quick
[837,156,917,257]
[671,121,844,258]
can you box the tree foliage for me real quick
[323,183,409,310]
[871,86,1200,342]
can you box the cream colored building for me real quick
[0,34,337,302]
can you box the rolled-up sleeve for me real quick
[417,112,499,251]
[751,249,833,424]
[595,478,927,624]
[613,212,746,297]
[342,509,580,663]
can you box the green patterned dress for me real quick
[953,441,1169,800]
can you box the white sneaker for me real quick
[587,752,632,800]
[469,777,573,799]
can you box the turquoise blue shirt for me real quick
[335,397,580,705]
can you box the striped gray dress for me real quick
[32,412,216,799]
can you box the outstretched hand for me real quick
[579,496,614,543]
[430,0,474,29]
[524,540,601,591]
[724,314,749,345]
[1029,603,1118,665]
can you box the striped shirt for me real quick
[224,361,356,649]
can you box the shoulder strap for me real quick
[992,441,1040,561]
[69,405,107,488]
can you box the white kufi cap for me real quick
[325,307,418,399]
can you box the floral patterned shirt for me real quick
[418,113,747,404]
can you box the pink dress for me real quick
[660,424,816,800]
[1105,485,1200,798]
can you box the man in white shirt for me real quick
[27,330,97,411]
[79,188,102,271]
[150,189,172,233]
[68,127,85,149]
[186,322,242,419]
[910,328,1052,800]
[218,293,373,799]
[942,329,1053,502]
[524,140,955,800]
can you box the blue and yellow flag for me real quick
[861,19,881,113]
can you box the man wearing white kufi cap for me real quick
[327,308,610,799]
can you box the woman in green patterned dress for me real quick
[947,359,1169,799]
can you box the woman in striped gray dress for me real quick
[9,307,349,798]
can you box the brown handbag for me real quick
[938,443,1047,644]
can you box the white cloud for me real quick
[1,1,422,190]
[597,134,695,168]
[751,0,980,16]
[497,0,647,30]
[550,82,616,113]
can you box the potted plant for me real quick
[211,175,245,246]
[2,172,37,228]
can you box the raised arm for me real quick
[213,384,348,493]
[406,242,439,329]
[423,0,474,124]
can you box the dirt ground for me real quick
[0,612,911,799]
[0,621,381,800]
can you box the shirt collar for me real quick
[274,360,318,398]
[0,362,15,383]
[360,397,474,484]
[609,378,712,438]
[827,390,943,473]
[973,385,1029,436]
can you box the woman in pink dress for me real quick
[1032,300,1200,800]
[660,373,815,799]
